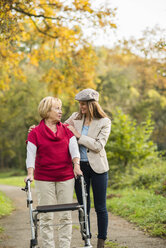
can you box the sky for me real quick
[91,0,166,47]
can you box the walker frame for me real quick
[22,175,92,248]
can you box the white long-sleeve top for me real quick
[26,136,80,169]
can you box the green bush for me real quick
[110,158,166,196]
[126,161,165,185]
[106,109,160,187]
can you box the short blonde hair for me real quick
[38,96,62,119]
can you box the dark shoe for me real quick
[97,238,105,248]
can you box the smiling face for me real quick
[79,101,88,115]
[48,100,62,122]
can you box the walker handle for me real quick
[76,174,83,180]
[21,179,31,192]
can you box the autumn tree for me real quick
[0,0,116,92]
[0,64,50,169]
[95,27,166,150]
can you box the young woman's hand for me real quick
[28,125,36,133]
[67,125,81,139]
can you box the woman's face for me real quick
[79,101,88,115]
[48,100,62,122]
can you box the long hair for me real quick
[75,101,108,121]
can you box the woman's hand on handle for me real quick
[24,167,34,182]
[73,163,82,178]
[24,174,33,183]
[72,157,82,178]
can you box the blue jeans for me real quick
[75,161,108,240]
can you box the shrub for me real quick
[106,108,160,187]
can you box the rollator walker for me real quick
[22,175,92,248]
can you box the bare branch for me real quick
[12,7,61,21]
[30,17,58,39]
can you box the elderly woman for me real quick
[25,96,82,248]
[65,89,111,248]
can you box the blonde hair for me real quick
[75,101,108,121]
[38,96,62,119]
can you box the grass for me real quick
[0,169,34,188]
[0,170,34,236]
[0,191,14,218]
[105,240,128,248]
[72,224,79,230]
[0,171,24,219]
[0,169,26,179]
[107,188,166,238]
[0,176,26,188]
[0,169,26,187]
[0,191,14,233]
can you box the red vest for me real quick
[27,120,74,182]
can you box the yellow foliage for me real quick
[0,0,116,91]
[147,89,160,99]
[73,0,91,10]
[147,90,166,108]
[160,96,166,108]
[130,87,140,98]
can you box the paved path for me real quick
[0,184,166,248]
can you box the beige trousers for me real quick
[35,178,74,248]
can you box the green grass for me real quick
[0,171,25,220]
[107,188,166,238]
[0,169,26,178]
[0,169,34,188]
[0,169,27,187]
[72,224,79,230]
[0,176,27,188]
[0,191,14,233]
[0,191,14,218]
[0,172,34,235]
[105,240,128,248]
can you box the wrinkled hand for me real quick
[28,125,36,133]
[67,125,81,139]
[24,174,33,183]
[73,164,83,178]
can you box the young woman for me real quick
[65,88,111,248]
